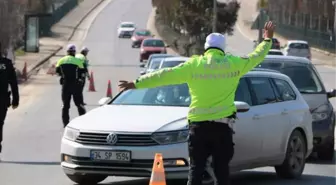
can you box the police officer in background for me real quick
[75,47,90,105]
[118,22,275,185]
[56,44,87,127]
[0,42,19,156]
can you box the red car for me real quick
[131,29,153,48]
[140,38,168,62]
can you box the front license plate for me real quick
[90,150,131,162]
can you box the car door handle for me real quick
[281,109,288,115]
[253,114,260,120]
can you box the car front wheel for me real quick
[66,174,107,185]
[275,130,306,179]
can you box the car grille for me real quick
[121,31,133,36]
[76,132,158,146]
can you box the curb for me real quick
[18,0,105,82]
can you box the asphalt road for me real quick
[0,0,335,184]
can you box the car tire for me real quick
[66,174,107,185]
[131,45,134,48]
[317,139,334,161]
[275,130,306,179]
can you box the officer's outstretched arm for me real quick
[134,58,195,89]
[233,39,272,76]
[7,60,19,106]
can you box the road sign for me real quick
[258,0,268,9]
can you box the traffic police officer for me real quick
[56,44,87,127]
[0,42,19,155]
[75,47,90,105]
[118,22,275,185]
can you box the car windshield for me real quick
[149,59,163,70]
[112,84,190,107]
[121,24,134,28]
[289,43,309,49]
[143,39,165,47]
[257,61,324,93]
[160,60,184,68]
[136,30,150,36]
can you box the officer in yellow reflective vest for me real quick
[75,47,90,105]
[118,22,275,185]
[56,44,87,127]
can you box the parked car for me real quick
[257,55,335,160]
[140,58,163,75]
[158,57,189,69]
[268,49,283,56]
[253,38,281,49]
[117,22,136,38]
[61,69,313,185]
[140,38,169,62]
[283,40,311,60]
[131,29,153,48]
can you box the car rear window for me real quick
[136,31,150,36]
[143,40,165,47]
[289,43,309,49]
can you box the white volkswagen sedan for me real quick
[117,22,136,38]
[61,69,313,184]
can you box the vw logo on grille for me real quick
[106,133,118,145]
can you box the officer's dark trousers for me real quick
[187,121,234,185]
[62,84,86,127]
[0,97,9,153]
[80,79,86,104]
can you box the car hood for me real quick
[69,105,189,132]
[301,94,330,110]
[142,46,165,51]
[135,36,151,40]
[119,28,135,31]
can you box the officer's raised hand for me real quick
[263,21,275,38]
[118,80,136,92]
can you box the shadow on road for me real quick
[0,161,60,165]
[307,150,336,165]
[101,171,336,185]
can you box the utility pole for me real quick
[212,0,217,32]
[333,1,336,40]
[258,9,265,43]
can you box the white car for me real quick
[117,22,136,38]
[61,69,313,185]
[158,56,189,69]
[268,49,283,56]
[283,40,311,60]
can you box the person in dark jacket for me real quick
[55,44,87,127]
[0,42,19,156]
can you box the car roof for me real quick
[245,69,292,82]
[121,22,134,25]
[269,49,282,52]
[143,38,163,41]
[287,40,308,44]
[264,55,311,64]
[162,56,189,62]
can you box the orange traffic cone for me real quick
[88,71,96,92]
[22,62,27,81]
[106,80,112,97]
[149,153,166,185]
[47,64,56,75]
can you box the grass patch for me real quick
[15,48,25,56]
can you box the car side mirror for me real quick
[235,101,250,113]
[327,89,336,98]
[139,63,145,67]
[140,71,145,75]
[253,40,257,43]
[98,97,112,106]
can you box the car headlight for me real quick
[63,127,80,141]
[152,130,189,145]
[311,104,330,122]
[141,48,145,53]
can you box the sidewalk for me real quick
[236,0,336,67]
[14,0,105,82]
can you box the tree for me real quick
[217,1,240,35]
[0,0,26,53]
